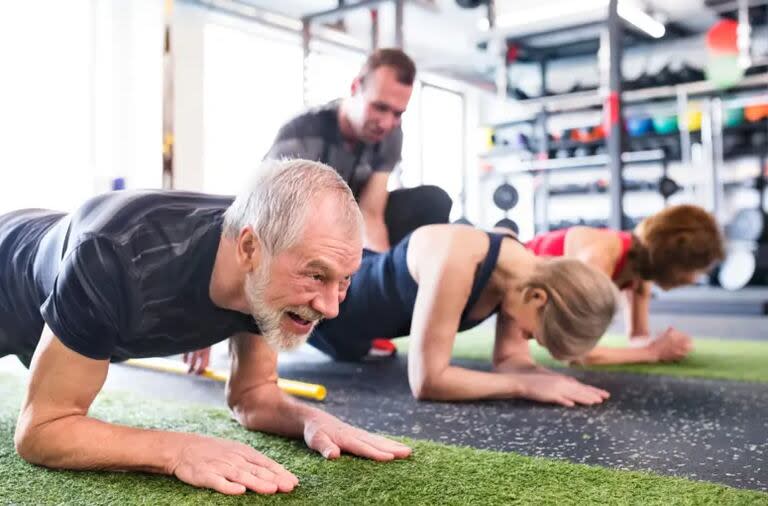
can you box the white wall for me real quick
[0,0,164,215]
[172,3,207,192]
[0,1,93,214]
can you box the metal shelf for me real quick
[488,149,666,175]
[489,73,768,128]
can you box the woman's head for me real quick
[506,259,619,361]
[631,205,725,290]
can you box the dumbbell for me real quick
[717,245,768,290]
[573,146,596,158]
[726,209,768,242]
[494,218,520,235]
[658,176,682,199]
[493,183,520,234]
[511,132,534,152]
[453,217,473,226]
[492,183,519,211]
[750,130,767,153]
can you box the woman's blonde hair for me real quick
[521,258,618,360]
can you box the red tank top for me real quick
[525,228,633,281]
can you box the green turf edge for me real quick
[393,329,768,384]
[0,374,765,506]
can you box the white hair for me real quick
[223,159,362,255]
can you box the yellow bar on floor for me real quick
[124,357,326,401]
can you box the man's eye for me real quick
[310,273,324,282]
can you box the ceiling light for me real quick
[617,1,666,38]
[493,0,666,39]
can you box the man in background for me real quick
[265,47,452,253]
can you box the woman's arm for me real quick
[578,282,692,365]
[406,228,609,406]
[626,281,652,338]
[492,313,547,373]
[407,231,520,400]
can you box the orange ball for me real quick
[744,103,768,123]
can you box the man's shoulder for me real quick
[277,102,339,139]
[69,190,230,250]
[381,125,403,148]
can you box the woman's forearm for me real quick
[409,364,523,401]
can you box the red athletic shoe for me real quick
[365,338,397,360]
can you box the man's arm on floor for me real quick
[14,326,297,495]
[226,332,411,461]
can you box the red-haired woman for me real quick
[525,204,725,365]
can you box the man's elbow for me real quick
[361,206,386,223]
[226,383,276,430]
[14,425,47,466]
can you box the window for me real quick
[400,84,466,219]
[304,46,364,107]
[202,22,304,195]
[0,2,93,213]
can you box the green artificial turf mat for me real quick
[0,374,766,505]
[394,330,768,383]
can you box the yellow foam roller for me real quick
[124,357,327,401]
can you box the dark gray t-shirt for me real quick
[0,190,260,367]
[265,101,402,198]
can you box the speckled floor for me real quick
[90,351,768,492]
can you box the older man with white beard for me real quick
[3,159,411,496]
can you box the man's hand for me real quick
[171,434,299,495]
[303,411,411,461]
[183,347,211,374]
[647,327,693,363]
[517,372,610,407]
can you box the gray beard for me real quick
[243,265,319,352]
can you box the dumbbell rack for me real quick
[482,74,768,242]
[481,148,670,233]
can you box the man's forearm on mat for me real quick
[15,414,190,474]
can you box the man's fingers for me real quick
[308,430,342,460]
[354,432,412,459]
[183,352,194,373]
[198,472,248,495]
[251,466,296,493]
[194,356,206,374]
[235,448,299,487]
[217,464,279,495]
[336,432,396,461]
[260,459,300,488]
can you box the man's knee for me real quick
[416,185,452,218]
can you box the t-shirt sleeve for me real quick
[372,126,403,172]
[40,236,134,360]
[263,121,323,162]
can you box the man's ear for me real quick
[236,227,260,272]
[350,75,363,96]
